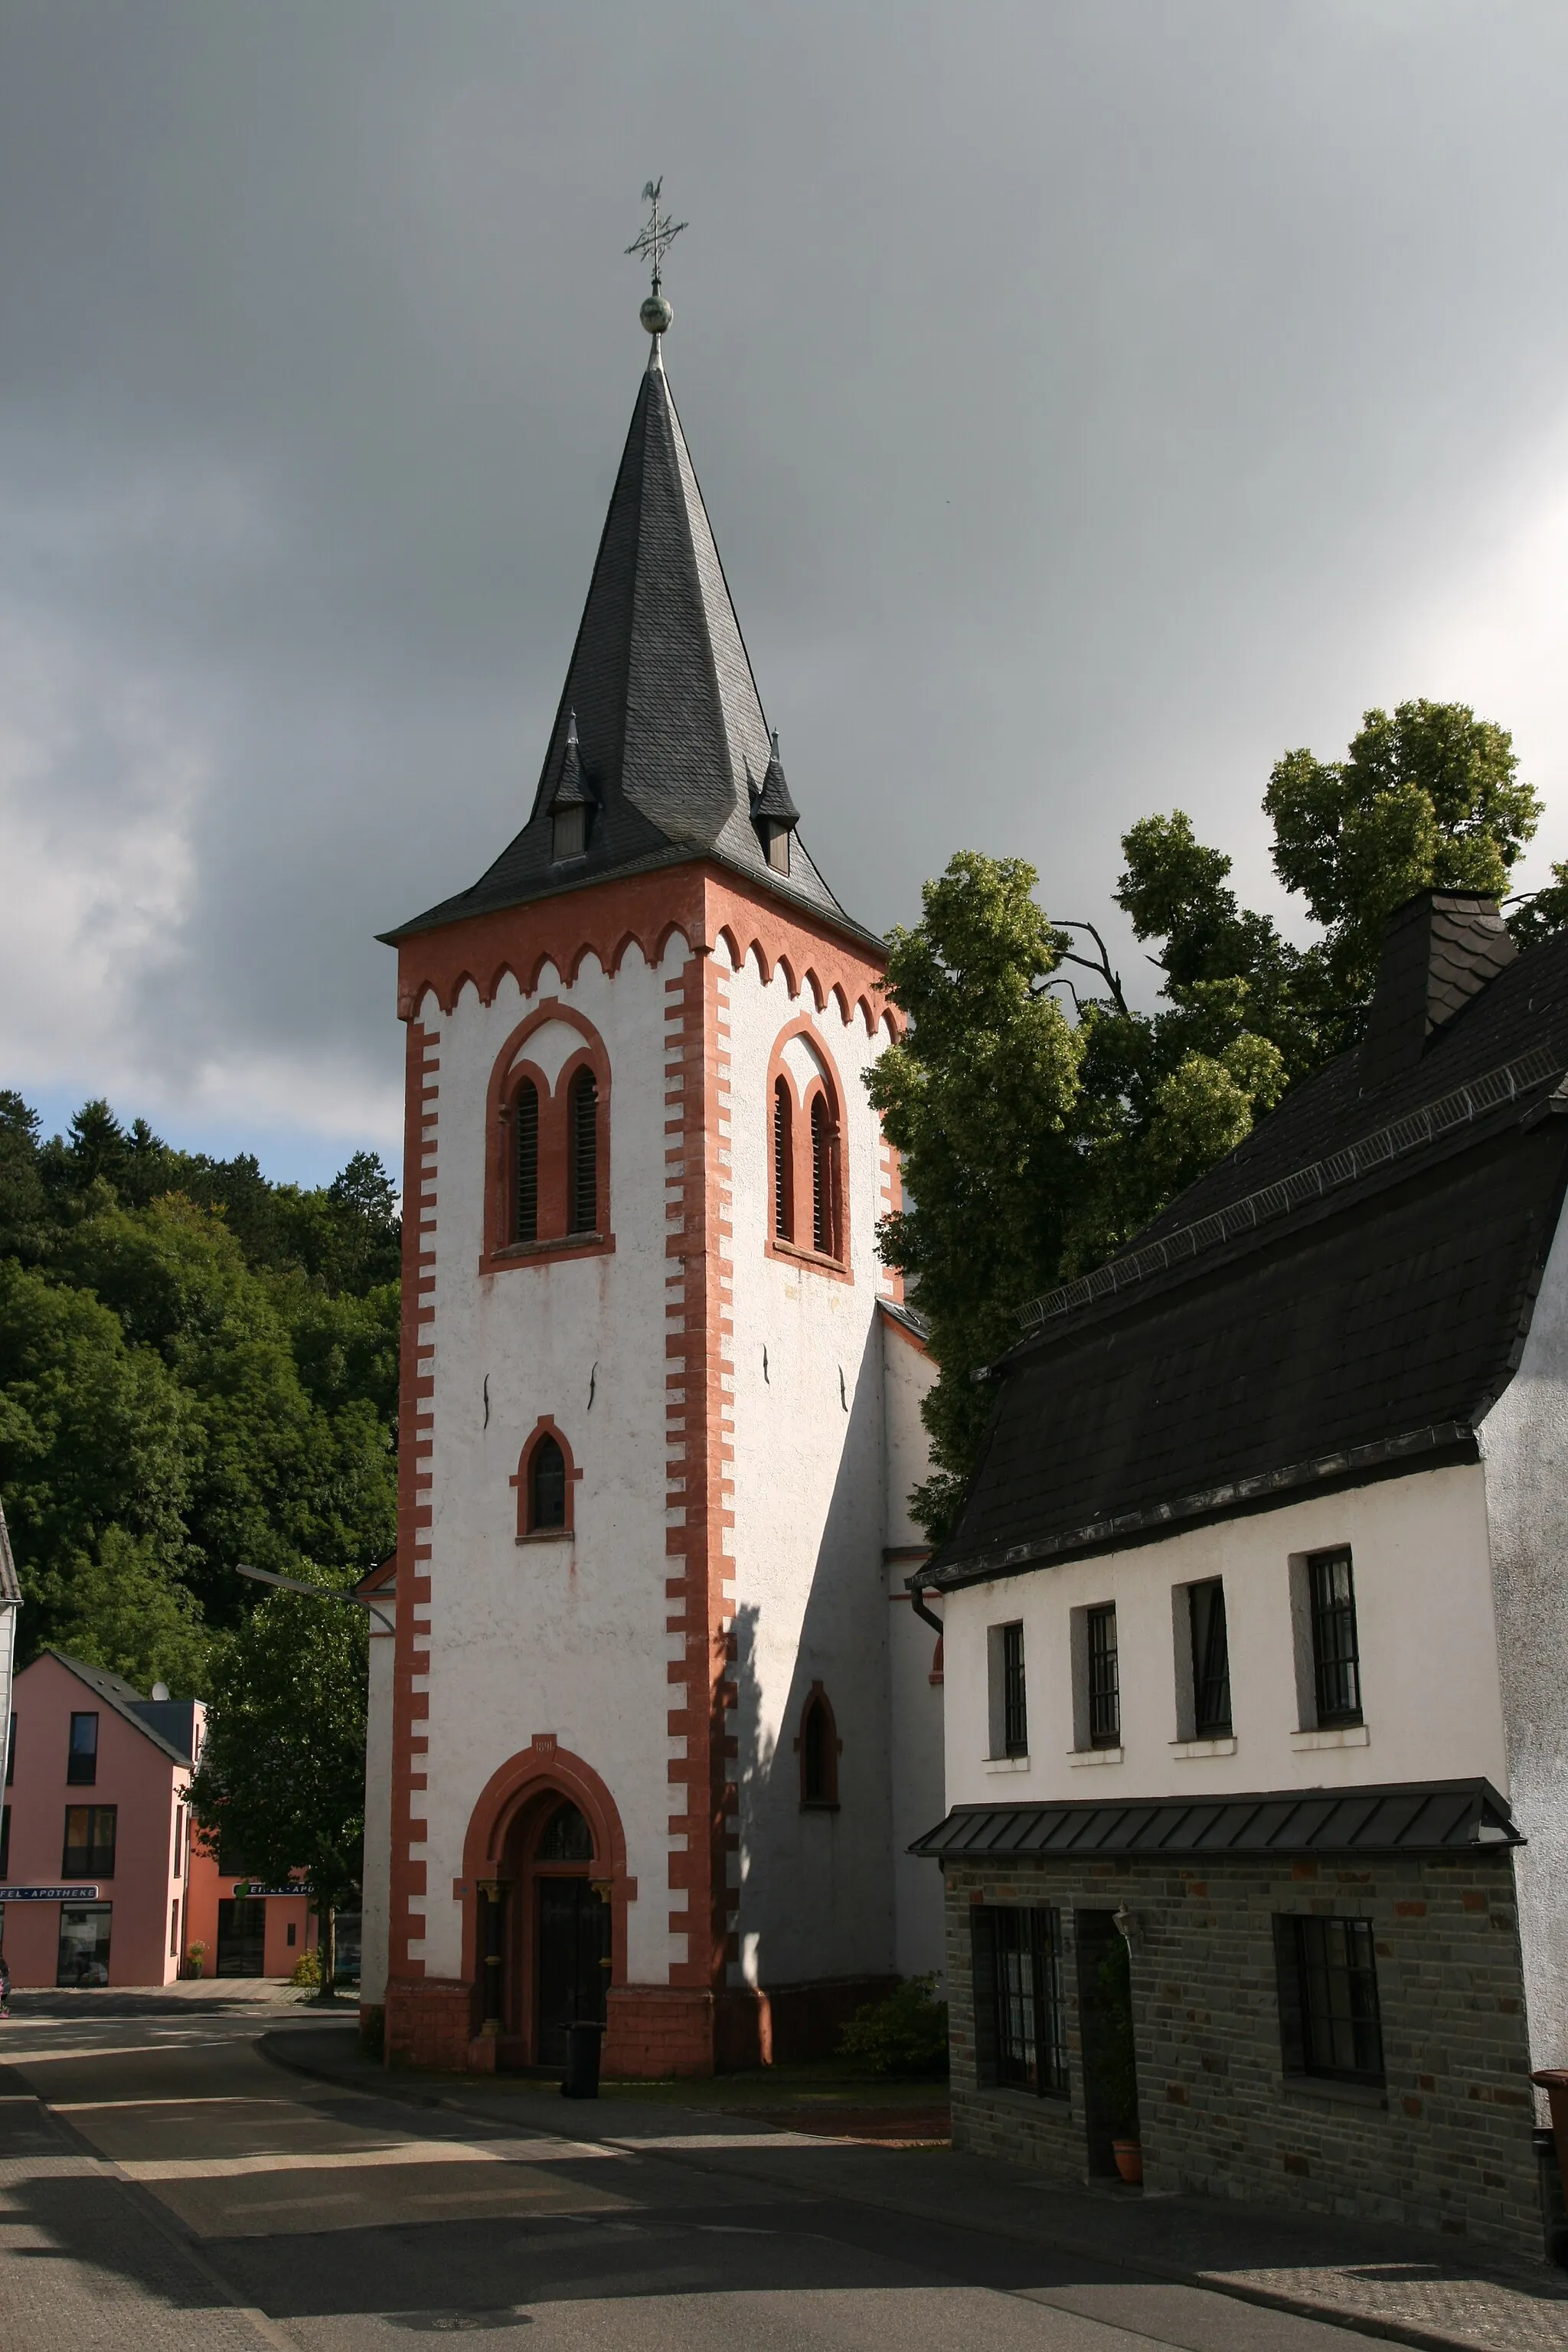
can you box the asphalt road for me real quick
[0,2006,1359,2351]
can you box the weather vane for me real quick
[626,177,686,338]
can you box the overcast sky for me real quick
[4,2,1568,1184]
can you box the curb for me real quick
[256,2031,1550,2352]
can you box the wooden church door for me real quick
[530,1802,609,2065]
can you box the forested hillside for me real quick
[0,1094,400,1693]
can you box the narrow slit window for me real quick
[528,1436,567,1532]
[810,1096,831,1255]
[1086,1605,1120,1747]
[1189,1580,1232,1737]
[799,1688,839,1808]
[568,1068,598,1234]
[514,1080,539,1243]
[1308,1548,1361,1725]
[67,1712,99,1786]
[773,1079,792,1241]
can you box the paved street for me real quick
[0,2001,1371,2352]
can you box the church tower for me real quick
[364,235,941,2075]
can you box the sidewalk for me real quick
[263,2026,1568,2352]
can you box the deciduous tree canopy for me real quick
[0,1097,398,1689]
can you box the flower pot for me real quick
[1112,2138,1143,2186]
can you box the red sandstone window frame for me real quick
[795,1681,841,1810]
[765,1021,851,1282]
[511,1416,580,1543]
[482,1004,614,1276]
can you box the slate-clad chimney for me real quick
[1359,890,1517,1092]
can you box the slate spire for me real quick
[388,338,866,942]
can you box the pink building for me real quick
[0,1651,315,1988]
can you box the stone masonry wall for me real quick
[942,1849,1543,2264]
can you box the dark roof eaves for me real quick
[920,1422,1479,1593]
[42,1649,194,1766]
[381,844,884,959]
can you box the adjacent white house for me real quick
[913,891,1568,2264]
[360,301,942,2076]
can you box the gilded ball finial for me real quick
[641,291,673,337]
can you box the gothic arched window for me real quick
[773,1078,793,1242]
[810,1095,834,1257]
[798,1683,840,1810]
[568,1067,598,1234]
[514,1080,539,1243]
[528,1436,567,1532]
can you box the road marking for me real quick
[51,2096,305,2111]
[116,2136,627,2180]
[602,2131,822,2151]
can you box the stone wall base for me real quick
[384,1976,475,2072]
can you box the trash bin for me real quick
[561,2020,605,2101]
[1530,2070,1568,2266]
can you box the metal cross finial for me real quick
[626,177,687,296]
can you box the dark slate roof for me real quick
[910,1779,1522,1860]
[44,1651,198,1766]
[384,347,873,947]
[923,903,1568,1590]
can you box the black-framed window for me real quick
[514,1080,539,1243]
[974,1905,1068,2097]
[5,1713,14,1785]
[568,1067,598,1234]
[67,1712,99,1785]
[1189,1580,1232,1736]
[529,1436,567,1531]
[1308,1548,1361,1725]
[1087,1605,1119,1746]
[1001,1622,1027,1757]
[1274,1914,1384,2086]
[63,1805,117,1878]
[0,1802,9,1877]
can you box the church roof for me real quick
[384,345,872,946]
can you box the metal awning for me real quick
[910,1779,1521,1861]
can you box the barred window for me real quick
[514,1080,539,1243]
[1189,1580,1231,1737]
[568,1067,598,1234]
[1308,1548,1361,1725]
[975,1906,1068,2097]
[1087,1604,1119,1747]
[1275,1914,1384,2086]
[773,1079,792,1241]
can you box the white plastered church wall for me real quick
[940,1463,1509,1813]
[408,935,692,1988]
[720,943,897,1991]
[1477,1192,1568,2073]
[884,1321,946,1979]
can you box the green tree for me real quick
[189,1571,368,1996]
[868,854,1082,1536]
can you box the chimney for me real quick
[1359,891,1516,1093]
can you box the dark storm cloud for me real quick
[3,2,1567,1174]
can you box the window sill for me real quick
[985,1755,1031,1774]
[1171,1736,1237,1759]
[766,1237,851,1283]
[495,1231,605,1259]
[516,1530,573,1547]
[970,2082,1073,2114]
[1282,2073,1387,2110]
[799,1800,841,1813]
[1290,1723,1369,1751]
[1069,1746,1124,1767]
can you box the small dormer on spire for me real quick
[750,730,800,876]
[549,712,596,863]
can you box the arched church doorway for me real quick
[502,1796,609,2065]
